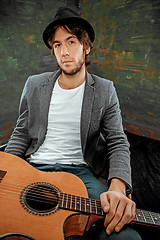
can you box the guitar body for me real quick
[1,152,159,239]
[0,152,89,240]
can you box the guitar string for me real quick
[2,175,157,218]
[0,188,160,225]
[1,176,160,219]
[0,181,103,210]
[0,194,159,225]
[0,186,159,226]
[0,176,103,206]
[0,176,102,208]
[1,188,160,225]
[1,181,159,220]
[0,179,60,199]
[1,177,160,223]
[0,176,87,201]
[1,177,160,219]
[0,178,103,212]
[0,189,146,221]
[135,209,160,221]
[0,191,104,215]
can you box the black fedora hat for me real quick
[43,7,95,49]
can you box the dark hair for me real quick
[48,22,93,66]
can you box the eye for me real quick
[54,43,60,49]
[68,40,75,45]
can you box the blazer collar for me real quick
[86,71,94,86]
[41,69,94,88]
[81,71,95,154]
[44,70,94,88]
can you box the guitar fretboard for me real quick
[59,192,160,228]
[59,192,104,216]
[134,208,160,227]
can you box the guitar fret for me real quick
[63,193,67,208]
[135,209,144,223]
[79,196,81,211]
[154,213,160,225]
[70,194,72,209]
[148,211,155,225]
[141,210,147,222]
[61,193,64,208]
[96,200,104,215]
[90,199,92,213]
[84,198,86,212]
[134,211,139,221]
[85,198,87,212]
[81,198,87,212]
[76,196,81,211]
[86,198,90,213]
[90,199,97,214]
[79,196,85,212]
[66,193,68,209]
[75,195,77,210]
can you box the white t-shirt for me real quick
[29,79,87,166]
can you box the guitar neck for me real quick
[59,192,160,228]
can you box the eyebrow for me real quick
[53,35,77,45]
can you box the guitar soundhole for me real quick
[20,182,60,216]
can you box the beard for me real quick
[58,54,85,76]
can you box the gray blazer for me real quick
[5,70,131,193]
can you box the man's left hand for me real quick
[100,179,136,235]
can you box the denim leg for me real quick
[88,225,142,240]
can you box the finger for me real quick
[106,197,126,234]
[126,200,136,224]
[100,192,110,213]
[104,193,121,229]
[115,201,136,232]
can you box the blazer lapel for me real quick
[81,72,95,155]
[38,70,61,146]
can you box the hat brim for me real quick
[43,17,95,49]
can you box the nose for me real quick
[61,44,69,56]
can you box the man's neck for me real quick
[58,68,86,90]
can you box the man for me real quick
[5,7,141,240]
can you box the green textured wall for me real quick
[83,0,160,140]
[0,0,80,144]
[0,0,160,145]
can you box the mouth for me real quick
[63,61,72,64]
[62,58,73,64]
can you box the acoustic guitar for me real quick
[0,152,160,240]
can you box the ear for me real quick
[85,46,91,55]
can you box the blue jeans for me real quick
[35,163,142,240]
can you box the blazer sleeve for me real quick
[101,81,132,194]
[5,77,31,157]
